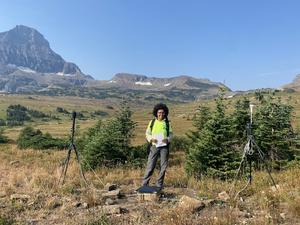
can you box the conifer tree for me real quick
[81,101,136,169]
[185,92,240,179]
[231,97,250,143]
[253,95,295,168]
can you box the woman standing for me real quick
[142,103,173,191]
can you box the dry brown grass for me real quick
[2,142,300,225]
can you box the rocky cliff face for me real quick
[0,25,93,92]
[0,25,81,74]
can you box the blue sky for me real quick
[1,0,300,91]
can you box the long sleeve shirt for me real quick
[145,119,173,147]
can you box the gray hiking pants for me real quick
[142,145,169,188]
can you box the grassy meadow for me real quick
[1,91,300,224]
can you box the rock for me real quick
[105,198,116,205]
[102,189,121,199]
[10,194,30,201]
[280,213,286,220]
[105,183,118,191]
[177,195,205,212]
[82,202,88,209]
[218,191,230,201]
[9,160,20,165]
[100,205,126,215]
[27,219,39,225]
[271,185,280,192]
[72,202,82,208]
[27,201,35,207]
[0,191,6,198]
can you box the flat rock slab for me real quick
[137,192,160,202]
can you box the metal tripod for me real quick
[235,122,277,187]
[58,111,88,186]
[232,104,277,198]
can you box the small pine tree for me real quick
[253,95,296,168]
[231,97,250,143]
[185,92,240,179]
[17,126,66,150]
[6,104,30,126]
[81,101,136,169]
[186,105,212,144]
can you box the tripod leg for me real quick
[249,158,252,185]
[251,138,277,188]
[73,144,88,186]
[59,148,72,185]
[230,145,248,195]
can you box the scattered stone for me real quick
[9,160,20,165]
[177,195,205,212]
[27,201,35,207]
[105,198,116,205]
[280,213,286,220]
[10,194,30,201]
[265,213,272,219]
[102,189,121,199]
[27,219,39,225]
[271,185,280,192]
[100,205,126,215]
[72,202,82,208]
[105,183,118,191]
[0,191,6,198]
[218,191,230,201]
[82,202,88,209]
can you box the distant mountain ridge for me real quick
[88,73,226,91]
[0,25,230,102]
[282,74,300,91]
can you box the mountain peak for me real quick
[0,25,82,74]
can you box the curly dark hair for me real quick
[153,103,169,118]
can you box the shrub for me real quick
[0,119,6,126]
[56,107,70,114]
[92,110,109,117]
[169,136,189,152]
[0,215,14,225]
[17,126,66,150]
[127,143,148,167]
[0,129,8,143]
[27,109,48,118]
[81,102,136,169]
[7,104,30,125]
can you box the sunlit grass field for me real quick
[1,91,300,145]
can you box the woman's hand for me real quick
[151,138,158,143]
[162,139,168,144]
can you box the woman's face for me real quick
[157,109,165,121]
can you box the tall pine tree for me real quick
[185,92,240,179]
[253,95,296,168]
